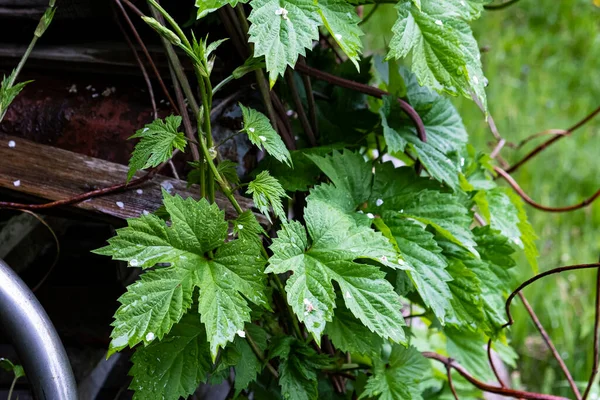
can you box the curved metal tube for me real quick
[0,259,77,399]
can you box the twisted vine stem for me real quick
[495,166,600,212]
[423,352,569,400]
[507,105,600,174]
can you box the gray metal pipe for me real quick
[0,259,77,399]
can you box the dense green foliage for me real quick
[87,0,600,399]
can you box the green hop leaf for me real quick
[127,115,187,181]
[240,103,292,166]
[129,313,212,400]
[196,0,248,19]
[270,337,331,400]
[387,0,487,109]
[361,345,429,400]
[247,170,289,222]
[248,0,321,86]
[94,191,268,359]
[267,184,407,344]
[316,0,364,69]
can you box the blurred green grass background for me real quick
[363,1,600,396]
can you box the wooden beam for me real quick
[0,134,261,223]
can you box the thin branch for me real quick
[322,337,344,393]
[518,292,582,400]
[115,3,183,181]
[446,362,460,400]
[322,371,356,381]
[114,0,179,114]
[494,166,600,212]
[484,0,521,10]
[502,263,600,330]
[19,210,61,293]
[298,57,318,138]
[113,6,158,119]
[294,62,427,143]
[423,352,570,400]
[583,268,600,400]
[404,312,427,320]
[245,329,279,379]
[516,129,569,149]
[120,0,144,16]
[169,63,200,162]
[270,92,297,150]
[490,138,506,159]
[217,8,248,59]
[487,338,508,388]
[285,69,317,146]
[506,104,600,173]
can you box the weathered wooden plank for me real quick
[0,133,259,222]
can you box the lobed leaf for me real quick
[268,184,406,345]
[240,103,292,166]
[94,192,267,359]
[129,313,212,400]
[316,0,363,69]
[127,116,187,181]
[247,170,289,222]
[248,0,321,86]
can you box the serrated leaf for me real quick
[439,226,516,334]
[399,67,468,154]
[378,93,463,190]
[450,19,487,110]
[198,239,269,357]
[129,313,211,400]
[0,71,32,120]
[407,135,460,190]
[445,259,485,331]
[506,189,539,273]
[240,104,292,166]
[247,170,289,222]
[387,1,486,108]
[485,188,523,247]
[94,192,267,358]
[316,0,363,68]
[370,163,477,255]
[233,326,267,396]
[106,266,196,356]
[195,0,247,19]
[216,159,241,186]
[248,0,321,86]
[255,145,343,192]
[370,162,439,206]
[382,216,452,323]
[324,300,383,356]
[307,149,372,206]
[128,115,187,181]
[422,0,488,21]
[379,97,407,154]
[270,337,330,400]
[361,345,429,400]
[233,210,267,244]
[267,184,406,344]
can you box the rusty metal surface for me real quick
[0,73,166,165]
